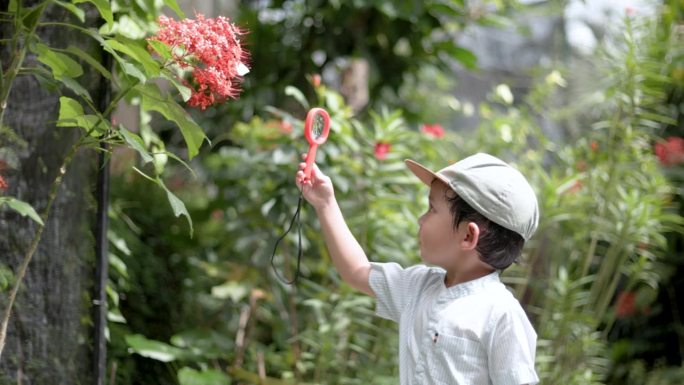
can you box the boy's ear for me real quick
[461,222,480,250]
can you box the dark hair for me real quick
[445,190,524,270]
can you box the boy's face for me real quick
[417,180,464,267]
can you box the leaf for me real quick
[104,37,160,78]
[22,2,46,30]
[119,125,153,163]
[156,176,193,237]
[147,40,173,61]
[73,0,113,28]
[0,197,44,225]
[125,334,185,362]
[57,96,84,121]
[211,281,248,302]
[136,83,207,159]
[33,43,84,79]
[435,42,478,70]
[178,368,231,385]
[162,0,185,18]
[285,86,309,109]
[52,0,85,23]
[65,45,111,79]
[9,0,17,13]
[56,76,93,102]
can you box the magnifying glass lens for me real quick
[312,114,325,139]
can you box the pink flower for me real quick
[625,6,636,16]
[421,124,445,138]
[374,142,391,160]
[654,137,684,167]
[148,13,249,110]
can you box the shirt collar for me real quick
[440,270,501,299]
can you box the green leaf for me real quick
[34,43,84,79]
[435,42,478,70]
[104,37,160,78]
[136,84,207,159]
[57,76,93,102]
[0,197,44,225]
[65,45,111,79]
[9,0,18,13]
[57,96,84,121]
[125,334,185,362]
[73,0,113,28]
[57,96,106,134]
[147,40,173,61]
[162,0,185,18]
[22,3,47,31]
[178,368,231,385]
[165,75,192,102]
[211,281,249,302]
[285,86,310,109]
[52,0,85,23]
[156,176,193,237]
[119,125,153,163]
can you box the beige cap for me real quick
[406,153,539,241]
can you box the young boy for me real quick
[295,152,540,385]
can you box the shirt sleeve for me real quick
[368,262,430,323]
[486,304,540,385]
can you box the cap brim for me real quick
[405,159,450,187]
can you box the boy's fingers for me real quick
[299,162,307,170]
[301,153,307,160]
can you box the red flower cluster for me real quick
[615,291,636,318]
[374,142,391,160]
[654,136,684,167]
[149,13,249,110]
[0,160,7,191]
[421,123,445,138]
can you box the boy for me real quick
[295,153,540,385]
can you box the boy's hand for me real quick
[295,154,335,210]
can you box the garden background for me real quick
[1,0,683,384]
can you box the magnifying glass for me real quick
[302,107,330,180]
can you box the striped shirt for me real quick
[369,262,539,385]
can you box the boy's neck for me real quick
[443,265,495,288]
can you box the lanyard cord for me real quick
[270,191,304,284]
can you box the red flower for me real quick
[311,74,321,88]
[0,160,7,191]
[654,137,684,167]
[421,124,445,138]
[148,13,249,110]
[590,140,599,152]
[374,142,391,160]
[615,291,637,318]
[279,120,293,134]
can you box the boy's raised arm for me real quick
[296,161,374,296]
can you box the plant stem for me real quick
[0,133,84,360]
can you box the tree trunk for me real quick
[0,2,106,383]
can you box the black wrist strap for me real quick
[270,191,304,284]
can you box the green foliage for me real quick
[202,0,517,133]
[105,4,684,384]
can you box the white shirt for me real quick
[369,262,539,385]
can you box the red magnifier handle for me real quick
[302,108,330,180]
[304,144,318,180]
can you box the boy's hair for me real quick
[445,190,524,270]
